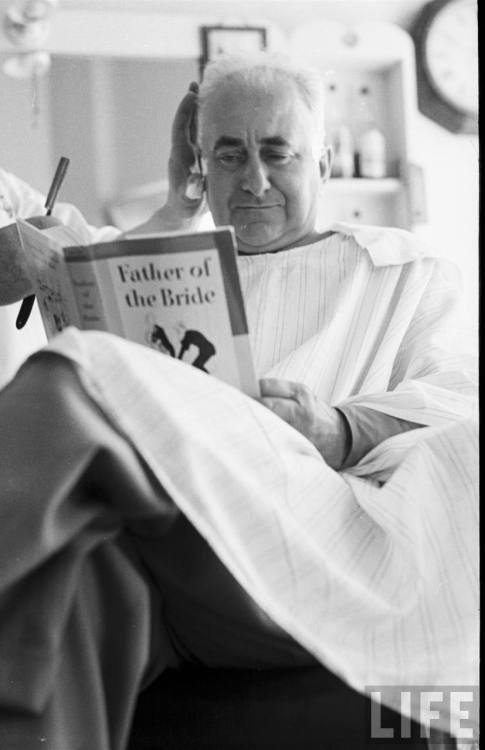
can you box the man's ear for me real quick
[319,145,333,183]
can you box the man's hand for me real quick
[0,215,61,305]
[258,378,350,470]
[129,82,207,235]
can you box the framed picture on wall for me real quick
[200,25,267,77]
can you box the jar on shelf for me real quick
[354,85,387,179]
[325,82,354,179]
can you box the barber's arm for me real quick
[258,378,421,471]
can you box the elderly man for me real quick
[0,54,478,750]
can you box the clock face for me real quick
[424,0,478,116]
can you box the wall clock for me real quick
[412,0,478,133]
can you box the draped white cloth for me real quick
[44,225,478,736]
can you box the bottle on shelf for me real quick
[354,85,387,179]
[325,82,354,179]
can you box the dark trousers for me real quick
[0,354,318,750]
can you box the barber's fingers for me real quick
[26,215,62,229]
[171,82,198,137]
[170,82,199,163]
[167,82,206,208]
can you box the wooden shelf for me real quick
[291,21,418,229]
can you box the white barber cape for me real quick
[45,226,478,736]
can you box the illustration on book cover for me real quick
[147,318,216,373]
[104,248,237,383]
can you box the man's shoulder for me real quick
[327,222,438,268]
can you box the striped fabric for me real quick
[45,226,478,736]
[238,227,476,424]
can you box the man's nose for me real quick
[240,157,271,197]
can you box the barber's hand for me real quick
[26,215,62,230]
[258,378,350,470]
[0,215,61,305]
[132,82,207,236]
[167,82,206,214]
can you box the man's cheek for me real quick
[206,184,229,222]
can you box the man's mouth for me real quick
[233,205,280,210]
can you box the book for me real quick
[16,220,259,396]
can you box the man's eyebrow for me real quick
[260,136,292,147]
[212,136,293,150]
[213,137,245,150]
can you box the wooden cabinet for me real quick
[290,21,423,230]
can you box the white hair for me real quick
[198,52,326,149]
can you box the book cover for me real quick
[16,220,83,337]
[17,220,259,396]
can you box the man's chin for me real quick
[234,225,287,254]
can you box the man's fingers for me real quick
[259,378,294,398]
[259,378,312,403]
[259,396,293,421]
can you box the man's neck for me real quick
[237,229,336,256]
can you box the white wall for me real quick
[110,58,199,195]
[0,57,53,193]
[0,0,478,326]
[412,116,478,327]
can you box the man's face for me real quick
[201,79,325,254]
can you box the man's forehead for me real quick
[201,80,312,147]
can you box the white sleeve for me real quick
[0,168,120,241]
[51,201,120,243]
[1,168,48,226]
[0,168,121,389]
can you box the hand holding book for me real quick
[16,220,260,397]
[0,215,61,307]
[16,156,70,328]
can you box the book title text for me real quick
[117,256,217,309]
